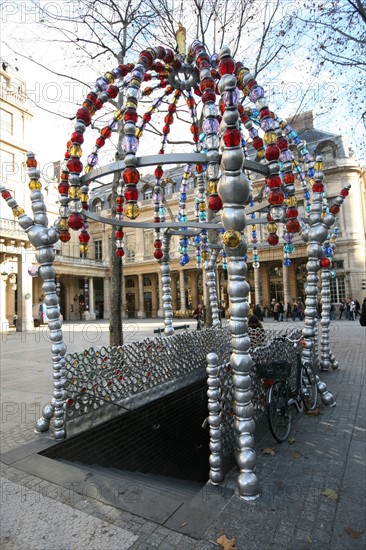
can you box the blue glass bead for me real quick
[96,77,109,91]
[304,191,310,199]
[87,153,98,166]
[293,136,301,145]
[112,68,122,78]
[288,130,297,140]
[222,263,227,270]
[330,270,336,279]
[305,204,311,213]
[243,255,248,262]
[307,168,315,177]
[284,243,295,253]
[283,258,291,267]
[180,193,187,201]
[194,235,201,244]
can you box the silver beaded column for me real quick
[320,268,331,370]
[0,152,67,439]
[205,248,221,328]
[206,352,223,484]
[161,231,174,336]
[217,48,259,500]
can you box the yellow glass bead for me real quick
[309,178,315,186]
[264,131,277,145]
[130,77,141,87]
[124,203,140,219]
[69,187,80,198]
[237,67,249,82]
[78,193,89,202]
[251,224,256,231]
[84,165,93,174]
[104,72,115,83]
[201,252,210,260]
[135,128,143,139]
[257,149,266,159]
[182,172,189,180]
[267,222,278,233]
[80,244,89,254]
[164,65,172,73]
[315,161,324,171]
[285,196,297,207]
[222,230,242,248]
[114,109,124,121]
[198,202,206,211]
[28,180,42,190]
[12,206,25,217]
[58,219,69,230]
[292,160,299,168]
[69,145,82,158]
[279,120,287,129]
[207,181,218,194]
[126,99,137,108]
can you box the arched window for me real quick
[126,278,135,288]
[92,198,103,212]
[143,276,152,286]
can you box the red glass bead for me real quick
[330,205,340,215]
[267,233,279,246]
[218,57,235,75]
[1,190,11,199]
[124,108,138,123]
[267,176,281,189]
[312,182,324,193]
[201,89,215,103]
[200,77,215,91]
[154,249,163,260]
[124,186,139,201]
[186,97,195,109]
[208,195,223,211]
[64,151,70,159]
[154,217,160,223]
[193,86,202,97]
[252,136,264,150]
[260,108,271,119]
[83,99,94,112]
[76,107,91,126]
[277,136,288,150]
[61,172,69,181]
[26,158,37,168]
[127,63,135,71]
[190,124,200,136]
[340,188,349,197]
[116,196,124,205]
[82,203,88,210]
[269,190,285,205]
[101,127,112,139]
[163,124,170,135]
[116,205,124,213]
[139,49,154,66]
[197,52,209,65]
[160,79,167,88]
[71,132,84,144]
[237,104,244,115]
[123,166,140,184]
[286,208,298,219]
[265,144,280,161]
[286,219,301,233]
[96,137,105,148]
[116,248,125,257]
[118,64,129,76]
[267,213,273,222]
[247,79,257,90]
[223,128,241,147]
[59,230,71,242]
[164,114,174,125]
[68,213,84,230]
[115,230,124,239]
[107,85,118,99]
[143,112,152,123]
[168,104,177,114]
[94,98,103,110]
[163,49,174,63]
[58,183,69,194]
[143,86,152,96]
[284,173,295,184]
[171,58,181,70]
[196,164,203,173]
[67,159,83,173]
[87,92,97,101]
[79,231,90,243]
[240,114,249,123]
[320,258,331,268]
[154,239,162,248]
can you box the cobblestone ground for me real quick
[1,320,365,549]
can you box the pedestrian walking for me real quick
[193,303,203,330]
[359,298,366,327]
[339,298,345,319]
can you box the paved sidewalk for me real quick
[0,319,365,549]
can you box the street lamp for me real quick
[0,258,17,290]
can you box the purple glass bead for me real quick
[108,119,118,130]
[222,89,239,107]
[249,85,264,102]
[87,153,98,166]
[153,193,162,202]
[210,53,219,67]
[283,232,293,243]
[96,77,109,91]
[202,118,219,134]
[112,68,122,78]
[121,135,138,153]
[303,153,311,162]
[280,150,292,162]
[249,128,258,139]
[283,124,293,135]
[261,117,276,131]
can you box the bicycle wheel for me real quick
[267,380,292,442]
[301,364,318,410]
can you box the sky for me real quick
[1,0,365,182]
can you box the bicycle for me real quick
[258,335,318,443]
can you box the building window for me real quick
[126,278,135,288]
[164,183,173,196]
[143,276,152,286]
[0,149,15,181]
[125,233,136,259]
[92,198,103,212]
[95,239,102,261]
[144,230,154,258]
[330,276,345,303]
[144,189,152,200]
[0,109,13,134]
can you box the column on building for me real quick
[17,246,33,331]
[171,273,178,313]
[253,265,261,306]
[189,270,198,310]
[289,263,297,301]
[261,266,271,313]
[103,277,111,320]
[179,269,187,312]
[82,277,96,321]
[121,274,128,318]
[283,265,291,307]
[157,272,164,317]
[151,273,158,317]
[137,273,146,318]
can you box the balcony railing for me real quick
[54,253,108,268]
[0,218,27,239]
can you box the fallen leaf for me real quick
[321,488,339,500]
[292,451,306,459]
[288,437,296,444]
[180,522,187,528]
[217,534,238,549]
[305,408,321,416]
[344,527,363,538]
[262,447,276,456]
